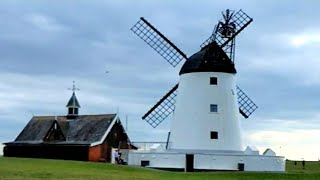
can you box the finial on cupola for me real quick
[66,81,81,119]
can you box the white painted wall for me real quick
[194,154,239,170]
[0,144,3,156]
[128,150,285,172]
[243,156,285,171]
[170,72,242,151]
[194,154,285,171]
[129,152,185,169]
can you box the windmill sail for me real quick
[142,84,178,128]
[201,9,253,49]
[134,10,256,129]
[131,17,187,67]
[236,86,258,118]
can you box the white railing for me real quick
[131,141,171,151]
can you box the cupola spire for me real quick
[66,81,80,118]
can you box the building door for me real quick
[105,146,112,162]
[185,154,194,172]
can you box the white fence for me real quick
[131,142,170,151]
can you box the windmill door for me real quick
[185,154,194,172]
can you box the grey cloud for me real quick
[1,1,320,155]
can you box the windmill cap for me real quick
[179,42,236,75]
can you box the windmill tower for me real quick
[129,9,284,172]
[132,9,256,151]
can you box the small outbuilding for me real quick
[3,83,136,162]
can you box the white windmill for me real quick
[129,9,285,172]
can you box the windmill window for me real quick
[210,77,217,85]
[210,104,218,112]
[210,131,218,139]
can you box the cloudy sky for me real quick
[0,0,319,160]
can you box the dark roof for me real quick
[15,119,54,141]
[66,93,81,108]
[7,114,117,145]
[65,115,115,142]
[179,42,236,75]
[6,141,90,146]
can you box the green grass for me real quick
[0,157,319,180]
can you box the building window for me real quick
[210,104,218,112]
[210,77,217,85]
[210,131,218,139]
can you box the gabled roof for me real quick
[15,119,55,141]
[66,93,81,108]
[6,114,118,146]
[65,115,115,142]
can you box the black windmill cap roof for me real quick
[66,92,81,108]
[179,41,236,75]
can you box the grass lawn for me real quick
[0,157,319,180]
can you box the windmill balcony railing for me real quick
[131,141,172,152]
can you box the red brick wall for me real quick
[88,145,101,162]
